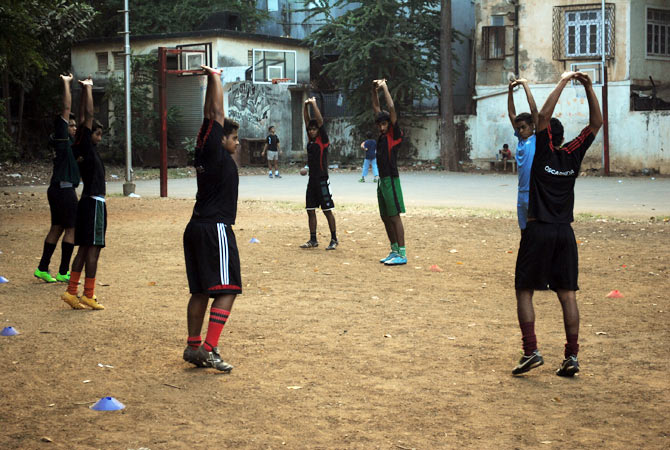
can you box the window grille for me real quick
[96,52,109,72]
[113,52,125,71]
[553,4,614,60]
[482,26,505,60]
[647,8,670,57]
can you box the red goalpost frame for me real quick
[158,46,207,197]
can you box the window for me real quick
[482,26,505,60]
[113,52,125,71]
[565,10,610,57]
[553,4,614,60]
[252,49,297,84]
[647,8,670,58]
[96,52,109,72]
[267,0,279,12]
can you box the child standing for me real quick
[182,66,241,372]
[300,97,338,250]
[262,125,281,178]
[372,79,406,266]
[35,73,79,283]
[359,132,378,183]
[61,77,106,310]
[507,78,539,231]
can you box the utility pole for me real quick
[601,0,610,176]
[120,0,135,195]
[440,0,457,171]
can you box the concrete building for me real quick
[472,0,670,173]
[71,28,310,165]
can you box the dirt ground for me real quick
[0,192,668,449]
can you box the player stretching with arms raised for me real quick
[512,72,602,377]
[372,79,406,266]
[35,73,79,283]
[507,78,539,232]
[300,97,338,250]
[61,77,106,310]
[182,66,241,372]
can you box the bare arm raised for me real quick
[374,79,397,125]
[77,77,94,130]
[537,71,578,132]
[60,73,73,122]
[575,73,603,136]
[305,97,324,127]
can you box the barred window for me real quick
[647,8,670,58]
[96,52,109,72]
[482,26,505,60]
[113,52,125,71]
[553,4,614,60]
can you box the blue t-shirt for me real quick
[363,139,376,160]
[515,132,536,193]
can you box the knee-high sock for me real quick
[203,308,230,351]
[520,321,537,356]
[38,241,57,272]
[59,242,75,275]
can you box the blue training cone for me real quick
[1,326,19,336]
[249,237,260,243]
[90,396,125,411]
[0,276,8,283]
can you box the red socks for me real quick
[67,271,81,295]
[520,321,537,356]
[565,334,579,357]
[187,336,202,349]
[203,308,230,351]
[84,277,96,298]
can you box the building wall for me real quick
[471,82,670,173]
[629,0,670,85]
[474,0,670,173]
[71,34,310,160]
[476,0,630,85]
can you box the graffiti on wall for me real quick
[227,81,287,137]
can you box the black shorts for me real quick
[515,221,578,291]
[184,221,242,297]
[74,196,107,247]
[47,185,77,228]
[305,177,334,211]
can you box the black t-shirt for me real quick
[306,125,329,178]
[50,116,80,188]
[376,122,403,177]
[528,124,595,223]
[266,134,279,151]
[73,126,105,197]
[191,122,239,225]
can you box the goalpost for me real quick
[157,46,209,197]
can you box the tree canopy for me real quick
[304,0,443,129]
[85,0,265,37]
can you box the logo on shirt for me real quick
[544,166,575,176]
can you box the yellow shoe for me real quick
[61,292,85,310]
[80,295,104,310]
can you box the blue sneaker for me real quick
[379,251,398,263]
[384,255,407,265]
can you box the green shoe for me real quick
[34,269,56,283]
[56,272,70,282]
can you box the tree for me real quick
[0,0,97,160]
[307,0,462,134]
[85,0,266,37]
[103,53,179,164]
[440,0,457,171]
[305,0,442,130]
